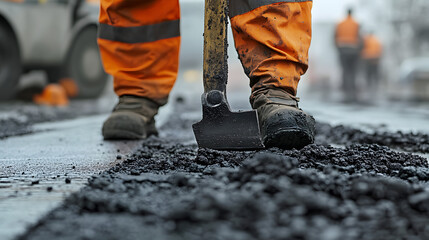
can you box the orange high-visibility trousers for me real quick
[98,0,180,105]
[98,0,313,105]
[230,1,312,98]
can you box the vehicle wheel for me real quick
[0,23,21,100]
[67,26,108,98]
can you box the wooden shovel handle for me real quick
[203,0,228,93]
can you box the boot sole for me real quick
[263,127,313,150]
[103,129,145,140]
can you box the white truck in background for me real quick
[0,0,108,100]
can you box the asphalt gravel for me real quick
[18,101,429,240]
[316,122,429,153]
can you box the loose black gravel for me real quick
[19,103,429,240]
[316,122,429,153]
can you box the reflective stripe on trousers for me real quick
[99,20,180,44]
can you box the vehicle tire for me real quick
[67,26,108,98]
[0,23,21,100]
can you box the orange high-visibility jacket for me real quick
[362,35,382,60]
[98,0,313,104]
[335,16,360,47]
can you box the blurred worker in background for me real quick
[362,32,383,92]
[97,0,315,149]
[335,8,362,102]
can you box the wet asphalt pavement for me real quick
[1,96,428,240]
[0,98,136,239]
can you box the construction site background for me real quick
[306,0,429,101]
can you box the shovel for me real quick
[192,0,264,150]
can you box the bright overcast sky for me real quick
[313,0,357,22]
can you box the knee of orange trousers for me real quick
[230,1,313,97]
[98,37,180,106]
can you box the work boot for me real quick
[102,95,159,140]
[252,89,315,149]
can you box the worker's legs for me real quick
[365,59,379,91]
[229,1,315,149]
[98,0,180,106]
[339,52,348,92]
[351,55,359,86]
[371,61,380,90]
[98,0,180,139]
[339,49,359,101]
[230,0,312,101]
[347,54,358,99]
[365,60,372,88]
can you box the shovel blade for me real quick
[193,106,264,150]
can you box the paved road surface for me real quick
[2,95,429,239]
[0,115,143,239]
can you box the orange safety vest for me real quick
[335,16,360,46]
[362,35,382,59]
